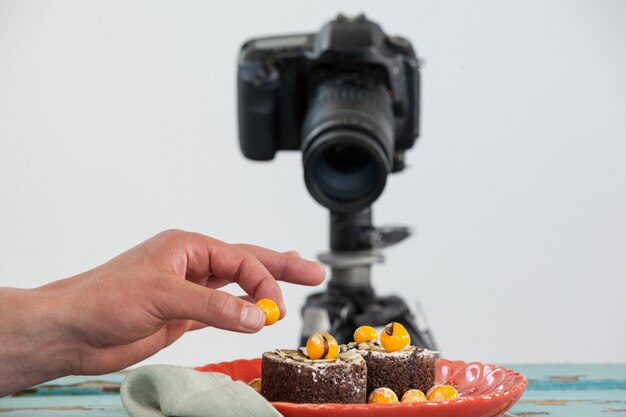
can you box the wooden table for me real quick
[1,364,624,416]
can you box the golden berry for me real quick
[354,325,378,344]
[427,384,459,401]
[380,322,411,352]
[306,331,339,360]
[256,298,280,326]
[368,387,399,404]
[401,389,427,403]
[248,378,262,393]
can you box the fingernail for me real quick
[284,250,301,258]
[241,305,264,330]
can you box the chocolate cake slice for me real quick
[261,348,367,404]
[342,341,436,397]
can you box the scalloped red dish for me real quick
[197,358,527,417]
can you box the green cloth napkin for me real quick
[121,365,282,417]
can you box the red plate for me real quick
[196,358,527,417]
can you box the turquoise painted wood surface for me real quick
[0,364,624,416]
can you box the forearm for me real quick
[0,287,75,397]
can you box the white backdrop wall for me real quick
[1,0,625,365]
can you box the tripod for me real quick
[299,208,438,351]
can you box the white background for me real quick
[1,0,625,366]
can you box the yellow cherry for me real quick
[427,384,459,401]
[380,322,411,352]
[248,378,262,393]
[256,299,280,326]
[306,332,339,360]
[354,325,378,344]
[401,389,427,403]
[368,387,399,404]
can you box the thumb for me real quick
[157,279,266,333]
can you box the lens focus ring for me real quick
[302,81,395,213]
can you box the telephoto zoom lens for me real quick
[302,80,394,213]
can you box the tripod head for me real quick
[322,208,411,290]
[300,208,437,351]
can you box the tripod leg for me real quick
[300,292,357,346]
[354,295,438,352]
[300,291,438,352]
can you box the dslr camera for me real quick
[237,16,436,349]
[238,14,421,213]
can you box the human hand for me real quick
[0,230,325,395]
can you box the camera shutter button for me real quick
[387,36,411,53]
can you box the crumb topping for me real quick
[341,341,437,357]
[263,348,364,369]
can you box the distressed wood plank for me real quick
[507,364,626,416]
[0,394,123,408]
[0,405,127,417]
[505,364,626,382]
[0,364,624,416]
[9,374,125,397]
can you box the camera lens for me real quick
[315,142,379,201]
[302,81,394,212]
[306,131,387,207]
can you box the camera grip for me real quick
[237,63,279,160]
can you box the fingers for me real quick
[155,230,325,287]
[233,244,326,286]
[157,280,265,333]
[152,230,327,321]
[188,320,209,331]
[207,242,287,316]
[187,295,254,331]
[154,230,286,314]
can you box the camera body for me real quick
[238,14,420,172]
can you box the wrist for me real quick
[0,287,76,396]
